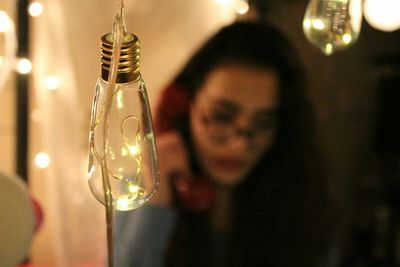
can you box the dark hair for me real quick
[155,21,333,267]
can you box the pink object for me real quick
[30,196,44,233]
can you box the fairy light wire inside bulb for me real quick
[121,115,142,183]
[101,1,126,266]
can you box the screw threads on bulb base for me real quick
[100,33,140,83]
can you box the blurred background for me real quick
[0,0,399,266]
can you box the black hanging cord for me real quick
[16,0,29,181]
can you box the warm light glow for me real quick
[45,75,60,90]
[28,2,44,17]
[0,11,11,32]
[16,58,32,74]
[128,145,139,155]
[349,0,363,32]
[117,89,124,109]
[116,195,130,210]
[0,10,16,95]
[234,0,249,14]
[325,43,333,55]
[129,184,139,193]
[312,19,325,30]
[34,152,50,169]
[363,0,400,32]
[303,19,311,29]
[342,33,352,44]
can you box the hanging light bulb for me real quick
[88,2,159,265]
[363,0,400,32]
[0,10,16,94]
[87,8,159,212]
[302,0,363,55]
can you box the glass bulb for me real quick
[88,32,159,211]
[302,0,362,55]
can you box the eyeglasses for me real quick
[195,101,279,144]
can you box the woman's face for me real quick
[190,64,280,186]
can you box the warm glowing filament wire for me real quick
[101,1,125,266]
[121,115,142,184]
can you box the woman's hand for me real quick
[151,131,192,207]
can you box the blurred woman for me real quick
[114,21,334,267]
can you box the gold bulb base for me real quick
[100,33,140,83]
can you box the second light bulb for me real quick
[302,0,363,55]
